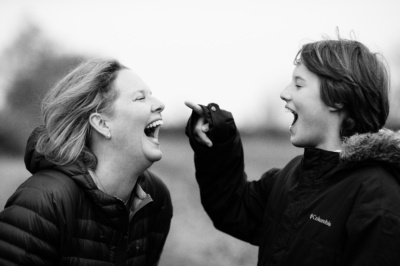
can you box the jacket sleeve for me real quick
[0,172,74,266]
[185,103,279,245]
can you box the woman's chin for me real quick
[144,150,163,163]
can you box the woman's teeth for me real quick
[146,120,163,129]
[145,120,163,138]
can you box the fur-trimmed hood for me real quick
[341,128,400,170]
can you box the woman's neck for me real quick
[90,157,144,202]
[89,139,152,201]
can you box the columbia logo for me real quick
[310,213,331,227]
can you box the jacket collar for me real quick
[301,148,340,182]
[303,148,340,170]
[301,129,400,181]
[24,127,153,218]
[340,128,400,169]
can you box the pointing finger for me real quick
[184,100,204,115]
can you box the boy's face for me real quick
[280,62,342,150]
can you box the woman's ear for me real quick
[89,113,111,140]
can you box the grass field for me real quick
[0,130,301,266]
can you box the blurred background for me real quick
[0,0,399,265]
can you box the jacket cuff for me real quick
[185,103,237,151]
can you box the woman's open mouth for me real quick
[144,120,163,140]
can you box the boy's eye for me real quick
[295,82,304,89]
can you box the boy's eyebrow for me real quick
[294,76,306,82]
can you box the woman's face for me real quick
[280,62,342,150]
[105,69,165,165]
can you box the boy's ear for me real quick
[89,113,110,139]
[328,103,344,112]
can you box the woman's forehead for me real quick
[114,69,150,93]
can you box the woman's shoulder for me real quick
[22,169,80,193]
[10,169,82,209]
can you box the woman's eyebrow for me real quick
[131,89,152,96]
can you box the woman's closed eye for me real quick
[133,94,146,101]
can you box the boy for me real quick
[185,37,400,265]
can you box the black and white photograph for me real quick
[0,0,399,265]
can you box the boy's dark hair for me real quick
[296,38,390,138]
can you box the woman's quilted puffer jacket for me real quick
[0,129,173,266]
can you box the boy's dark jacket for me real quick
[0,128,173,266]
[186,103,400,266]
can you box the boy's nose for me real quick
[280,85,291,102]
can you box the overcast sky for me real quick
[1,0,399,130]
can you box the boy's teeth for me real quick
[285,107,297,115]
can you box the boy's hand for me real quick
[184,100,213,147]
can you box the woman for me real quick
[0,59,173,265]
[185,37,400,265]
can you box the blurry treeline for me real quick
[0,24,86,155]
[0,23,399,156]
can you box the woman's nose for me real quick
[152,97,165,113]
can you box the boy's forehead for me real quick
[292,63,306,77]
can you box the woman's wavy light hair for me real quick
[35,58,127,168]
[295,36,390,138]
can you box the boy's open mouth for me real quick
[144,120,163,139]
[285,107,298,126]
